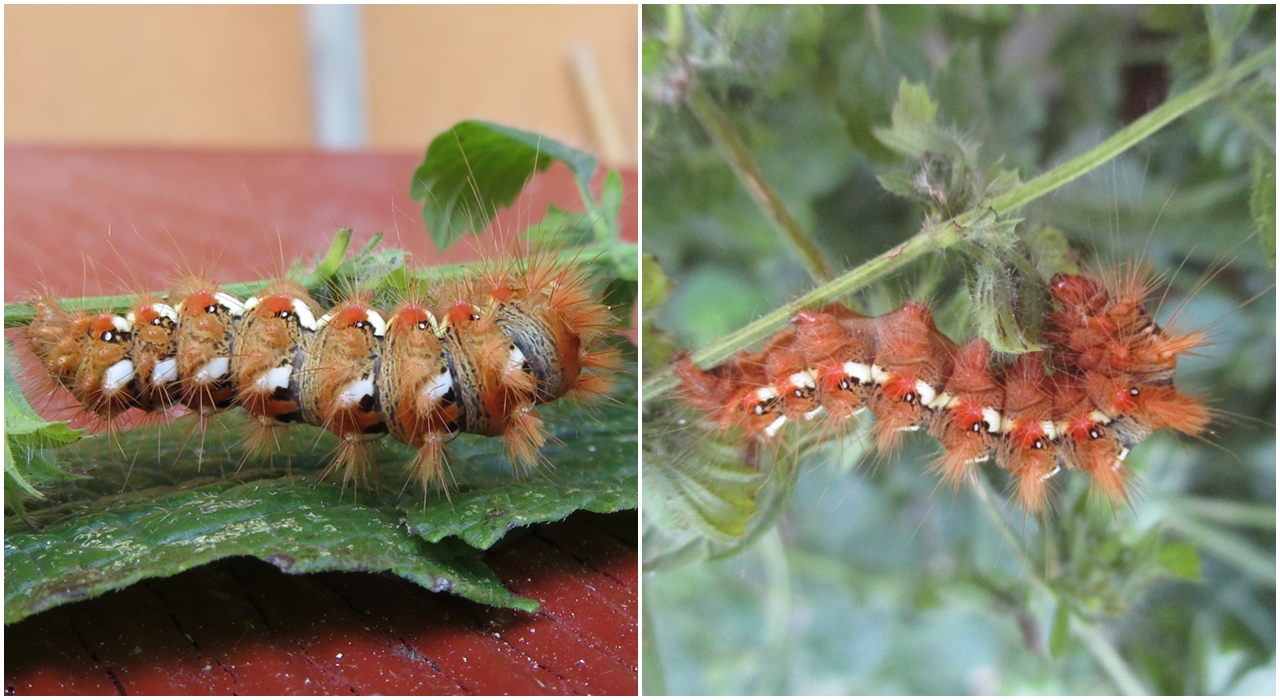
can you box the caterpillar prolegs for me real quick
[21,250,621,493]
[675,264,1210,512]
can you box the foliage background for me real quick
[641,5,1274,695]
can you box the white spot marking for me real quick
[103,360,135,395]
[244,296,262,311]
[1089,410,1114,425]
[254,366,292,393]
[111,315,132,333]
[1039,421,1058,440]
[870,364,891,384]
[422,367,453,405]
[152,358,178,385]
[788,371,816,390]
[763,414,788,438]
[337,377,374,409]
[1117,447,1130,462]
[1039,465,1061,481]
[153,303,178,322]
[842,361,872,385]
[914,380,938,407]
[755,386,779,402]
[214,292,245,316]
[195,357,230,384]
[365,310,387,337]
[292,299,318,330]
[982,408,1003,434]
[803,405,827,421]
[508,344,527,373]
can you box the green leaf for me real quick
[872,80,946,159]
[4,476,537,623]
[642,36,668,77]
[1250,152,1276,266]
[4,347,85,514]
[524,203,597,249]
[600,168,625,237]
[410,120,599,250]
[1158,540,1203,581]
[642,414,764,544]
[3,356,637,621]
[642,254,674,311]
[1050,597,1071,660]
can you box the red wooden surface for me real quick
[3,145,638,695]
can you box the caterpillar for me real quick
[673,263,1210,512]
[16,240,622,494]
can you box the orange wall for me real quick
[5,5,637,162]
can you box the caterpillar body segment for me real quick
[125,295,181,413]
[675,272,1209,511]
[169,278,244,414]
[297,296,388,488]
[27,299,139,422]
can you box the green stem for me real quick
[686,89,836,284]
[990,43,1275,215]
[573,174,615,245]
[4,239,629,328]
[643,43,1275,404]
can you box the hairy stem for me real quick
[686,89,836,284]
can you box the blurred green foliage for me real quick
[642,5,1274,695]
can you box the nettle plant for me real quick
[642,5,1273,695]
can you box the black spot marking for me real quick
[357,394,375,413]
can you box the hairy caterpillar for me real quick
[674,263,1210,512]
[16,239,621,494]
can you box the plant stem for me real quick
[686,89,836,284]
[643,42,1275,404]
[989,43,1275,215]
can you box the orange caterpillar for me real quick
[22,255,620,493]
[675,266,1210,511]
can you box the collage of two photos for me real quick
[4,4,1276,696]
